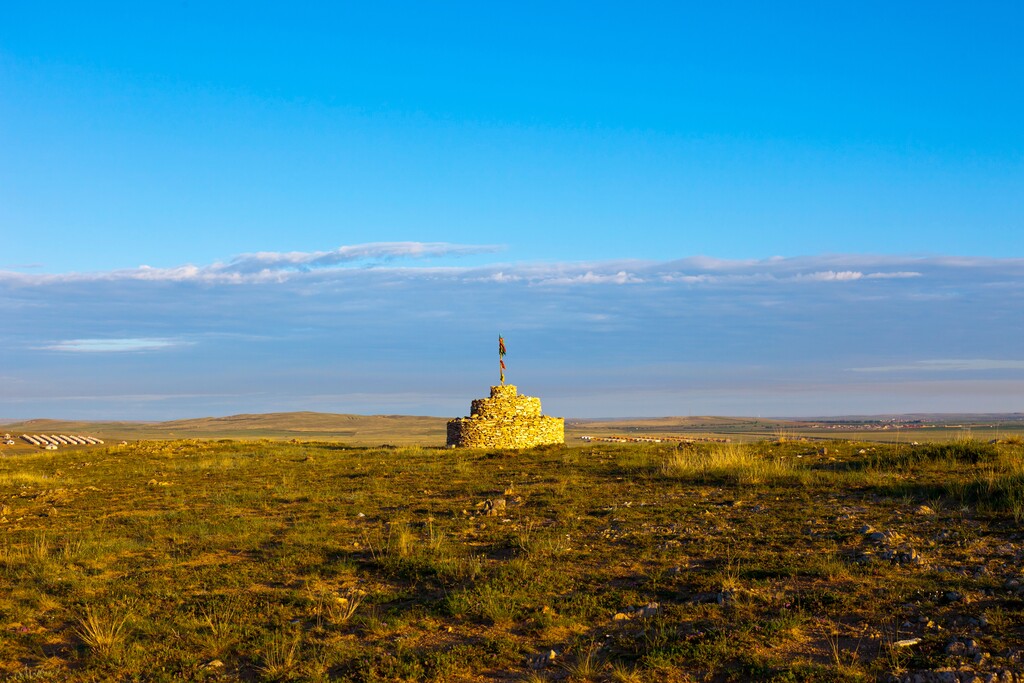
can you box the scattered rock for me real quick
[640,602,659,617]
[484,498,507,516]
[689,591,730,606]
[909,671,1019,683]
[527,650,558,669]
[612,602,660,621]
[895,638,921,647]
[915,505,936,516]
[901,666,1019,683]
[881,547,923,566]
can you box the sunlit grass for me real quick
[1,437,1023,680]
[661,443,795,484]
[0,471,51,486]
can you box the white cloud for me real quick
[537,270,644,286]
[41,338,190,353]
[789,270,920,282]
[221,241,503,274]
[475,271,523,283]
[796,270,864,281]
[0,242,503,285]
[659,273,717,283]
[656,267,922,286]
[864,271,922,279]
[0,251,1019,290]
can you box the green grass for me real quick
[1,438,1023,681]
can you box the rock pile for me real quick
[447,384,564,448]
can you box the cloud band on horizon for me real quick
[1,243,1021,287]
[2,243,1022,419]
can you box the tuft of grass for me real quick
[389,522,416,558]
[474,584,518,625]
[437,553,484,584]
[513,519,571,558]
[426,517,446,553]
[716,553,743,592]
[75,605,129,660]
[514,519,537,553]
[259,629,302,679]
[876,618,911,677]
[28,533,50,563]
[356,604,392,637]
[609,662,645,683]
[524,532,572,558]
[562,643,605,680]
[327,587,364,624]
[773,427,793,443]
[817,617,867,677]
[199,602,241,656]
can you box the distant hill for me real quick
[566,415,802,442]
[804,413,1024,423]
[2,412,795,447]
[0,412,449,446]
[568,415,783,429]
[1,418,153,435]
[3,412,1023,448]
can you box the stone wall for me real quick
[447,384,564,448]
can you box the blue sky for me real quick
[1,2,1022,419]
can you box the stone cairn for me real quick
[447,384,564,448]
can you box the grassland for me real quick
[568,414,1024,445]
[5,412,1023,452]
[1,436,1023,681]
